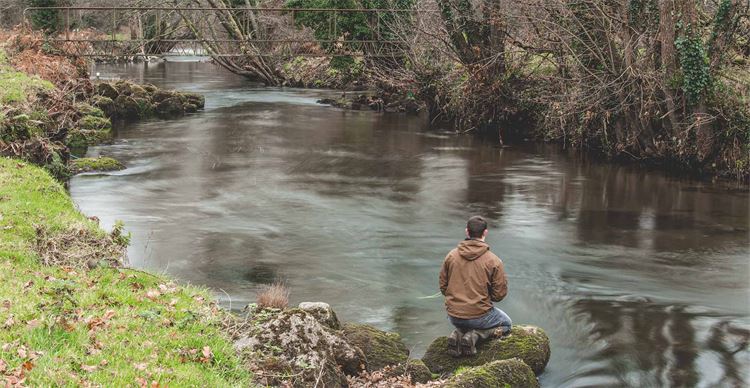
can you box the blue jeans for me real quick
[449,307,512,333]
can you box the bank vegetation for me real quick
[2,0,748,180]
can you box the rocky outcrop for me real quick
[234,308,365,387]
[341,323,410,372]
[298,302,341,330]
[94,80,205,120]
[441,358,539,388]
[422,325,550,375]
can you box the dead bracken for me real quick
[34,223,127,269]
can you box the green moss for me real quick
[79,115,112,131]
[0,157,252,386]
[421,325,550,375]
[442,359,538,388]
[341,323,409,371]
[69,157,124,174]
[0,66,54,105]
[76,103,105,118]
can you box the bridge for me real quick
[22,6,439,59]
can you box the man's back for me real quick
[439,239,507,319]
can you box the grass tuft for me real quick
[257,283,289,310]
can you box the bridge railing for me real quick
[22,6,439,58]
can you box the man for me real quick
[439,216,511,356]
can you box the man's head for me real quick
[465,216,488,240]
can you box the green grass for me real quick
[0,49,54,105]
[0,157,252,386]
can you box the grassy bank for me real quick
[0,157,251,386]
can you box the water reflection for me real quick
[70,61,750,387]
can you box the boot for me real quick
[447,329,463,357]
[460,330,479,356]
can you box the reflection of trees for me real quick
[462,145,513,220]
[568,298,748,386]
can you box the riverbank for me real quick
[0,158,251,386]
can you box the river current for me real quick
[70,61,749,387]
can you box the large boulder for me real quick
[341,323,409,371]
[422,325,550,375]
[298,302,341,330]
[234,309,365,387]
[441,359,539,388]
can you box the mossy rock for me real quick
[76,103,105,118]
[96,82,118,99]
[90,95,116,118]
[78,115,111,131]
[142,83,158,93]
[341,323,409,371]
[184,103,198,113]
[422,325,550,375]
[155,97,185,117]
[66,128,112,152]
[113,95,141,119]
[385,359,433,384]
[442,359,539,388]
[150,89,177,104]
[183,92,205,109]
[133,97,154,117]
[69,157,124,174]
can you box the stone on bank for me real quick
[341,322,410,371]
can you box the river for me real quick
[70,61,750,387]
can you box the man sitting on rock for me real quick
[439,216,512,357]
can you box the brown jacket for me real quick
[439,239,508,319]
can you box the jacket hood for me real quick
[456,239,490,261]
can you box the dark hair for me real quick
[466,216,487,238]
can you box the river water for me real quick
[70,61,750,387]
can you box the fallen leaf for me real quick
[133,362,147,371]
[102,310,115,321]
[99,359,108,366]
[3,315,15,328]
[26,319,41,329]
[22,361,33,371]
[17,346,27,359]
[169,299,178,307]
[80,364,97,373]
[0,359,6,373]
[145,290,160,301]
[22,280,33,289]
[0,300,10,309]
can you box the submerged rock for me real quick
[441,358,539,388]
[234,309,365,387]
[69,157,124,174]
[341,323,409,371]
[422,325,550,375]
[298,302,341,330]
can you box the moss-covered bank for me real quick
[0,157,251,386]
